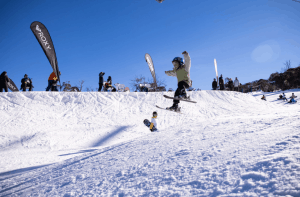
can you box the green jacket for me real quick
[165,53,191,86]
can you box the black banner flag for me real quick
[30,21,60,83]
[145,53,157,88]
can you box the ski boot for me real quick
[178,93,190,100]
[166,103,181,112]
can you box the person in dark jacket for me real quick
[219,74,224,90]
[21,74,33,91]
[104,76,116,92]
[212,78,217,90]
[228,78,234,91]
[99,72,105,92]
[0,71,9,92]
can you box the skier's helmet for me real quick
[153,111,157,117]
[24,74,28,77]
[172,57,184,66]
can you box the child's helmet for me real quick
[153,111,157,117]
[172,57,184,66]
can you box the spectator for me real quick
[0,71,9,92]
[219,74,224,90]
[228,78,234,91]
[99,72,105,92]
[234,77,239,91]
[104,76,116,92]
[212,78,217,90]
[21,74,33,91]
[46,71,60,91]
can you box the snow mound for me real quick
[1,90,300,196]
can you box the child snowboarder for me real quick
[261,95,266,101]
[288,93,297,103]
[143,111,158,132]
[278,93,287,101]
[165,51,191,112]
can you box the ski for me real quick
[156,105,183,114]
[163,95,197,103]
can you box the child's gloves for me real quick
[150,128,157,132]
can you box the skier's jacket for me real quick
[48,72,58,81]
[0,72,9,87]
[290,94,297,99]
[233,79,239,87]
[165,52,191,86]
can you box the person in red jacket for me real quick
[46,71,60,91]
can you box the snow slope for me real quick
[1,90,300,196]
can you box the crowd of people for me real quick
[261,92,297,103]
[98,72,116,92]
[212,75,240,91]
[0,71,118,92]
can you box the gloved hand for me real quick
[150,127,157,132]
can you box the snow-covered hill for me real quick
[1,90,300,196]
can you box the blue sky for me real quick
[0,0,300,91]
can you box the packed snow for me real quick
[0,90,300,196]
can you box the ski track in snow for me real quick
[0,90,300,196]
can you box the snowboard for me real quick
[163,95,197,103]
[156,105,182,114]
[277,98,287,100]
[143,119,157,131]
[7,78,19,92]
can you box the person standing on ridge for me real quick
[228,78,234,91]
[219,74,224,90]
[46,71,60,91]
[212,78,217,90]
[21,74,33,91]
[0,71,9,92]
[234,77,239,91]
[98,72,105,92]
[165,51,191,111]
[104,76,116,92]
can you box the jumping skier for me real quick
[165,51,191,111]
